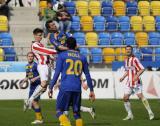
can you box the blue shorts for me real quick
[29,85,40,101]
[56,90,81,113]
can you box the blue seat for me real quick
[148,32,160,45]
[73,32,85,45]
[93,16,106,31]
[118,16,130,31]
[126,1,138,16]
[155,48,160,61]
[4,48,16,61]
[140,48,153,61]
[133,48,142,60]
[71,16,80,31]
[79,48,90,57]
[101,1,113,16]
[111,32,123,45]
[98,32,110,45]
[106,16,118,31]
[64,1,76,15]
[124,32,135,45]
[0,32,13,46]
[156,16,160,32]
[90,48,102,63]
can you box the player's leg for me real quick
[28,65,48,104]
[123,86,133,120]
[31,99,43,124]
[136,92,154,120]
[80,106,96,119]
[72,92,83,126]
[56,91,72,126]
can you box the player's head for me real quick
[27,52,34,63]
[66,37,77,50]
[33,28,43,42]
[125,45,133,57]
[45,20,59,32]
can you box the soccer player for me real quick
[120,45,154,120]
[48,37,95,126]
[20,52,43,124]
[25,28,57,109]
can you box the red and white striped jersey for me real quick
[124,55,144,87]
[31,42,57,65]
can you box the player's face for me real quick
[126,47,133,57]
[49,22,57,32]
[27,54,34,63]
[34,32,43,42]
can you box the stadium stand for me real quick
[64,1,76,15]
[124,32,136,45]
[86,32,98,46]
[138,1,150,16]
[0,48,4,61]
[126,1,138,16]
[111,32,123,45]
[93,16,106,31]
[73,32,85,45]
[141,47,153,61]
[103,48,115,64]
[80,16,93,31]
[71,16,80,31]
[155,48,160,61]
[130,16,143,31]
[148,32,160,45]
[113,1,126,16]
[136,32,148,47]
[118,16,130,32]
[89,1,101,16]
[76,1,88,16]
[115,48,126,61]
[143,16,155,32]
[156,16,160,31]
[106,16,118,31]
[90,48,102,63]
[98,32,110,45]
[101,1,113,17]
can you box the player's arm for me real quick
[19,73,28,89]
[48,54,63,97]
[120,72,128,82]
[32,43,57,55]
[30,76,40,83]
[133,58,145,81]
[83,57,95,101]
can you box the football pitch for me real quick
[0,99,160,126]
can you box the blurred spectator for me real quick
[5,0,24,7]
[0,0,10,19]
[54,3,71,33]
[41,0,57,37]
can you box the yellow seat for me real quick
[103,48,115,64]
[85,32,98,46]
[0,15,8,32]
[151,1,160,16]
[0,48,4,61]
[89,1,101,16]
[113,1,126,16]
[76,1,88,16]
[39,0,47,17]
[80,16,93,31]
[143,16,155,31]
[138,1,150,16]
[130,16,143,31]
[115,48,126,61]
[136,32,148,47]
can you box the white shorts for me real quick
[124,84,142,95]
[37,64,49,81]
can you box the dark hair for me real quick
[45,20,53,30]
[27,52,34,56]
[66,37,77,49]
[47,0,51,3]
[126,45,133,50]
[33,28,43,35]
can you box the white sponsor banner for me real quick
[0,72,115,99]
[114,71,160,99]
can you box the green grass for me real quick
[0,99,160,126]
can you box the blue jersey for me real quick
[49,31,71,49]
[26,62,40,87]
[49,50,93,92]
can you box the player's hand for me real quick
[48,89,53,98]
[119,77,124,82]
[82,82,88,91]
[31,78,36,83]
[89,91,95,102]
[133,75,138,82]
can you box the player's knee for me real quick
[41,81,47,88]
[123,96,129,102]
[73,112,81,120]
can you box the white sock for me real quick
[80,106,91,113]
[64,111,69,116]
[29,85,45,101]
[142,98,152,114]
[124,101,133,116]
